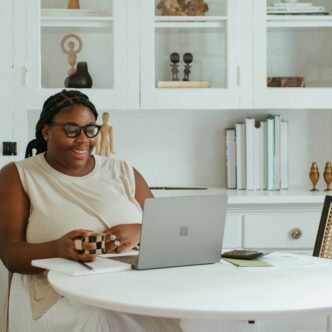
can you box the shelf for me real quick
[40,9,113,28]
[267,15,332,28]
[155,16,227,29]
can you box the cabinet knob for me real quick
[289,228,302,240]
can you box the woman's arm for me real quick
[133,167,154,210]
[0,163,96,274]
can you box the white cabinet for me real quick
[139,0,250,110]
[20,0,131,111]
[253,0,332,109]
[11,0,255,111]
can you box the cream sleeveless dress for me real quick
[6,153,181,332]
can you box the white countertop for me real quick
[152,188,328,205]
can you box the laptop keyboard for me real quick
[109,255,138,266]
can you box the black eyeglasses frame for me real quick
[48,121,101,138]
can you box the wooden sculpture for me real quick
[96,112,114,157]
[61,34,83,76]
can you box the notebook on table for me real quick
[110,194,228,270]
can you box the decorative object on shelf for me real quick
[61,34,83,76]
[185,0,208,16]
[323,162,332,192]
[65,61,93,88]
[96,112,114,157]
[313,195,332,259]
[157,81,209,88]
[183,52,193,81]
[170,52,180,81]
[157,0,186,16]
[156,0,208,16]
[267,76,305,88]
[67,0,80,9]
[309,162,319,191]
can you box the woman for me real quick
[0,90,181,332]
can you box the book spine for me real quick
[273,2,312,7]
[267,6,325,13]
[280,120,288,189]
[273,115,281,191]
[226,128,236,189]
[235,123,246,190]
[266,117,274,191]
[245,118,255,191]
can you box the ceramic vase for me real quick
[65,62,93,88]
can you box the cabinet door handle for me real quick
[289,228,303,240]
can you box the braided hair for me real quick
[25,90,98,158]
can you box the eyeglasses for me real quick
[49,122,101,138]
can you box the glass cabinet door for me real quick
[140,0,242,110]
[25,0,128,110]
[253,0,332,109]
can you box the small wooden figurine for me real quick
[61,34,83,76]
[96,112,114,157]
[309,162,320,191]
[323,162,332,192]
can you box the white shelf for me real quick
[267,15,332,28]
[40,9,113,28]
[155,16,227,29]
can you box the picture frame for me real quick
[313,195,332,258]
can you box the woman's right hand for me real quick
[54,229,97,262]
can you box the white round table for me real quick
[48,253,332,332]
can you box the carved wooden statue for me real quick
[61,34,83,76]
[96,112,114,157]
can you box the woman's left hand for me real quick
[104,224,141,253]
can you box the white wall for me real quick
[16,107,331,189]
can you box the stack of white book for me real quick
[267,2,327,15]
[225,115,288,191]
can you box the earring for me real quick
[44,136,48,141]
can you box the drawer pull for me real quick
[290,228,302,240]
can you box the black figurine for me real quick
[170,52,180,81]
[183,52,193,81]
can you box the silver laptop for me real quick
[111,194,228,270]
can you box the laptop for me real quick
[111,194,228,270]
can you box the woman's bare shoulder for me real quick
[0,162,21,184]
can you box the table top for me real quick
[48,252,332,321]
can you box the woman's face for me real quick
[42,104,98,176]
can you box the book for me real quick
[253,122,262,190]
[31,255,133,276]
[226,128,236,189]
[267,77,305,88]
[267,6,325,13]
[266,117,275,191]
[245,118,255,190]
[268,12,329,15]
[235,123,246,190]
[273,2,312,7]
[273,115,281,190]
[261,120,268,190]
[280,120,289,189]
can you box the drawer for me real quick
[223,214,242,249]
[243,212,321,249]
